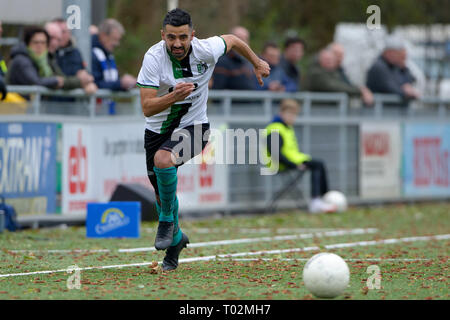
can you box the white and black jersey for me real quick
[137,36,226,134]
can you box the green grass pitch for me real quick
[0,202,448,300]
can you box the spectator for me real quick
[92,18,136,91]
[212,26,257,90]
[257,42,286,92]
[305,48,374,106]
[7,26,64,89]
[366,36,420,100]
[89,24,99,36]
[0,20,7,100]
[52,18,85,76]
[328,43,352,85]
[278,37,305,92]
[329,42,374,105]
[265,99,336,213]
[44,22,97,94]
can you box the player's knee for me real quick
[154,150,175,168]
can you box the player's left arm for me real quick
[220,34,270,87]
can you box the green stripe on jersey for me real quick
[137,83,159,89]
[219,36,227,56]
[160,103,191,134]
[169,54,183,79]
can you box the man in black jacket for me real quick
[53,18,86,77]
[366,36,420,101]
[212,26,257,90]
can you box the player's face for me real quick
[162,24,195,60]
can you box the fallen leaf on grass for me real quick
[147,261,159,274]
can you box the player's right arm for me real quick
[140,82,195,117]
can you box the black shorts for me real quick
[145,123,210,196]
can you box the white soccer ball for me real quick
[302,252,350,298]
[323,190,348,212]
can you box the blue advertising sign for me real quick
[86,202,141,238]
[403,123,450,197]
[0,122,57,213]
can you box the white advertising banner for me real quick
[62,121,228,214]
[359,122,402,199]
[62,124,97,214]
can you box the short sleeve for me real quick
[137,52,160,89]
[200,36,227,64]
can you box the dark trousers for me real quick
[302,159,329,198]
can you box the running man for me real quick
[137,8,270,271]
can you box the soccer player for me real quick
[137,8,270,271]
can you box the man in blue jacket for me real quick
[92,19,136,91]
[53,18,85,77]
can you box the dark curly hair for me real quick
[24,26,50,47]
[163,8,192,29]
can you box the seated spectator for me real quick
[265,99,336,213]
[257,42,286,92]
[7,26,64,89]
[92,19,136,91]
[212,26,257,90]
[366,36,420,100]
[305,47,374,105]
[278,37,305,92]
[0,72,6,101]
[52,18,85,76]
[45,22,97,94]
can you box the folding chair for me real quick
[267,168,306,213]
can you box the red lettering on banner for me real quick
[68,130,88,194]
[414,137,449,187]
[199,193,222,202]
[69,199,97,211]
[363,132,389,156]
[199,162,213,187]
[177,174,194,192]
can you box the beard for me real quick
[170,45,186,59]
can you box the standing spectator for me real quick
[328,42,351,84]
[278,37,305,92]
[258,42,286,92]
[305,48,374,106]
[0,20,7,100]
[212,26,257,90]
[92,18,136,91]
[52,18,85,76]
[328,42,374,105]
[366,36,420,100]
[44,22,97,94]
[7,26,64,89]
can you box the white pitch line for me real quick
[120,228,378,253]
[6,228,378,254]
[0,233,448,279]
[217,258,433,262]
[143,227,338,234]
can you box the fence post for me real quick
[301,93,311,201]
[133,91,141,116]
[32,92,41,115]
[88,95,96,118]
[223,96,232,117]
[374,98,382,119]
[438,101,446,118]
[338,94,349,195]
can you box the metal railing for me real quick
[3,85,450,119]
[2,85,450,215]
